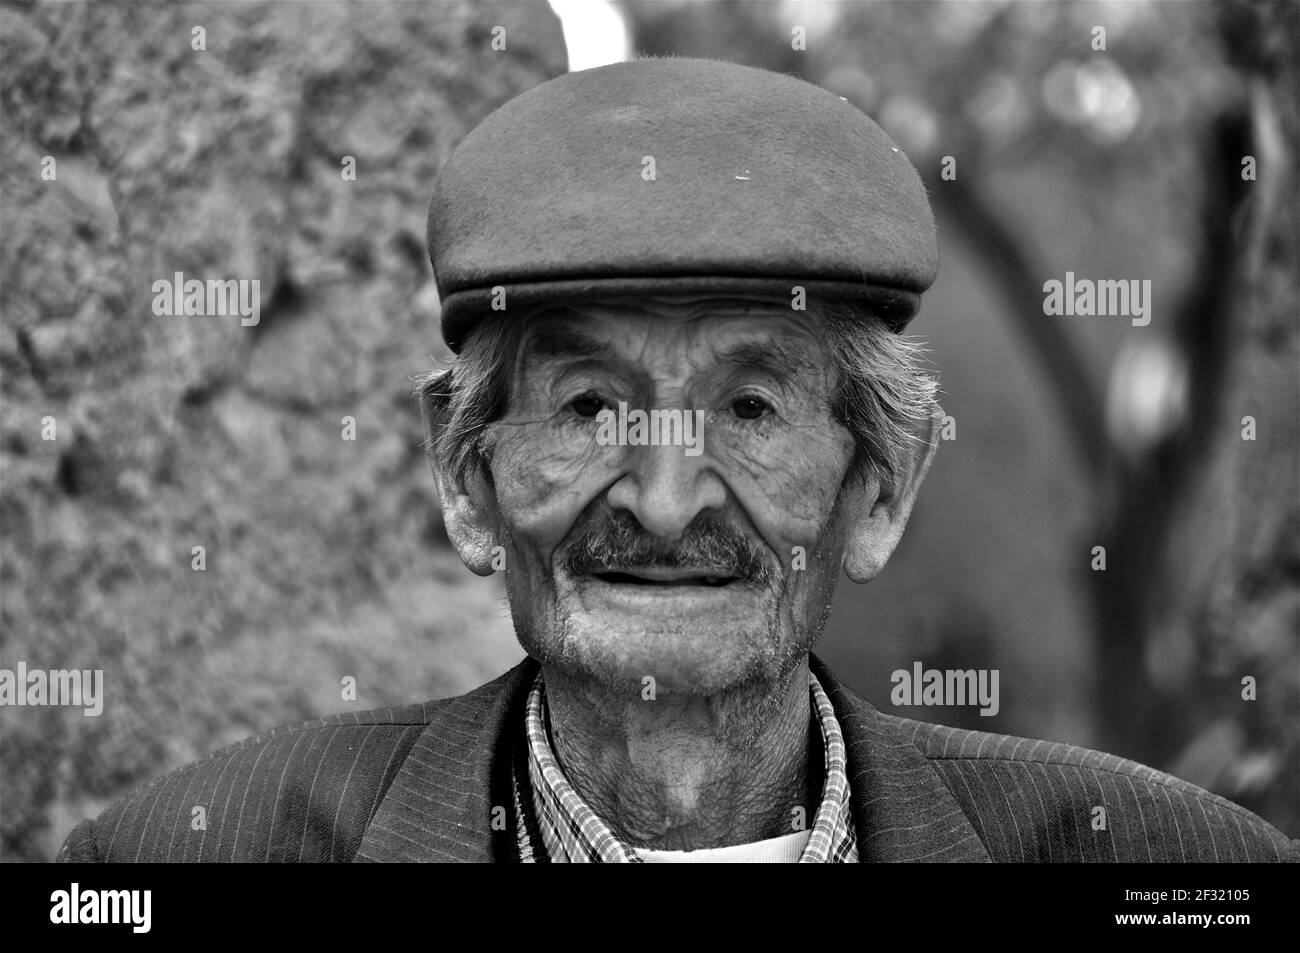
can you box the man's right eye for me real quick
[566,392,607,418]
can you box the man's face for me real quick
[475,296,860,697]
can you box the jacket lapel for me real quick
[810,656,991,862]
[357,654,989,862]
[355,657,539,862]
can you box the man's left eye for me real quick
[567,392,608,418]
[731,396,770,420]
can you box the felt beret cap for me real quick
[428,57,937,351]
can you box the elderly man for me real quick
[60,58,1295,863]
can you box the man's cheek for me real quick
[711,428,851,537]
[489,424,619,544]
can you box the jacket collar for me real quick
[809,655,990,862]
[357,654,989,862]
[355,659,536,862]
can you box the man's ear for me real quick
[421,388,500,577]
[841,406,942,583]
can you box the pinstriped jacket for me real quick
[57,655,1298,863]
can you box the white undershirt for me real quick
[633,829,812,863]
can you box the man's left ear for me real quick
[841,406,942,583]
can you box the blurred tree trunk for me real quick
[1155,0,1299,829]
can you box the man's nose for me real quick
[606,442,727,540]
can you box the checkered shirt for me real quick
[511,670,858,863]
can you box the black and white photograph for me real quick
[1,0,1297,897]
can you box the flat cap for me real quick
[429,57,937,351]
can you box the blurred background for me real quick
[1,0,1296,862]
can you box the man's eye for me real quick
[731,396,770,420]
[567,392,607,418]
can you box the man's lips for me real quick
[575,564,751,614]
[587,566,740,588]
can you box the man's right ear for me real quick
[421,389,500,577]
[432,466,500,576]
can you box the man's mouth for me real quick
[589,567,740,588]
[571,561,761,615]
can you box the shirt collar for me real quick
[514,669,858,863]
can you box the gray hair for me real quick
[416,300,938,490]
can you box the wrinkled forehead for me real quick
[512,295,831,376]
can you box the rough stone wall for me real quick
[0,0,566,861]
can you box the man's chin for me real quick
[540,601,789,698]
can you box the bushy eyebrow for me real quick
[713,339,820,377]
[714,340,788,373]
[522,322,618,365]
[520,316,818,380]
